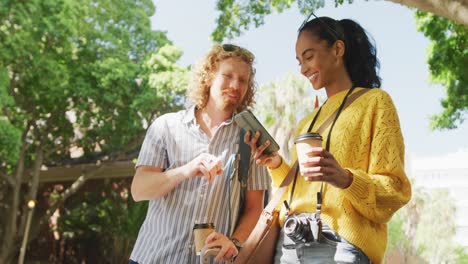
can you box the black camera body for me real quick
[283,213,322,244]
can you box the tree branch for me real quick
[387,0,468,26]
[39,164,108,225]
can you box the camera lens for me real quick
[284,216,308,242]
[284,214,315,243]
[284,217,300,236]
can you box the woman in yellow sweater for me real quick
[246,14,412,264]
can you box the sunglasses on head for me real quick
[221,44,255,60]
[298,11,341,40]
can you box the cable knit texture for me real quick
[268,87,412,264]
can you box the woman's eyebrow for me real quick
[296,48,315,60]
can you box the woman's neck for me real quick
[324,70,353,98]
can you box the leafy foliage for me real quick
[0,120,20,167]
[386,186,468,263]
[59,180,147,264]
[415,11,468,129]
[132,44,189,124]
[212,0,332,41]
[0,0,187,261]
[213,1,468,130]
[413,189,461,263]
[386,211,410,253]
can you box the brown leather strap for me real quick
[263,88,370,214]
[315,88,370,135]
[263,161,298,213]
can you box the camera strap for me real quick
[286,87,370,217]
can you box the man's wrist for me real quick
[230,237,242,251]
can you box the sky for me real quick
[150,0,468,161]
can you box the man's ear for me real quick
[334,40,345,57]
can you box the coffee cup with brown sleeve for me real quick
[295,132,323,177]
[193,223,215,255]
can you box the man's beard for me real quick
[221,98,241,112]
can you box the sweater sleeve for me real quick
[268,158,291,188]
[342,92,412,224]
[268,113,313,187]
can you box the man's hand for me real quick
[202,232,238,262]
[182,153,223,182]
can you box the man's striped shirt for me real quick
[130,107,270,263]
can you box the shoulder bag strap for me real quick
[237,129,251,213]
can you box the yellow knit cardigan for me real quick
[269,87,412,264]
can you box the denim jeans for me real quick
[274,229,371,264]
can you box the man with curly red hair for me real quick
[129,44,270,264]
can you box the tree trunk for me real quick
[17,146,43,245]
[387,0,468,26]
[0,171,14,186]
[5,163,109,255]
[1,141,27,263]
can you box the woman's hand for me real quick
[244,131,282,169]
[300,148,353,189]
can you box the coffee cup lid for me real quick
[193,223,215,230]
[294,132,322,143]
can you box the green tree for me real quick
[385,185,425,262]
[415,11,468,129]
[0,0,188,262]
[386,186,468,263]
[57,179,147,264]
[413,189,461,263]
[213,0,468,41]
[212,0,468,129]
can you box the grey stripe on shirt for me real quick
[130,107,270,264]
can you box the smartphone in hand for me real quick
[234,110,280,155]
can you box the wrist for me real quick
[178,167,188,180]
[267,155,282,170]
[343,169,353,189]
[230,237,243,251]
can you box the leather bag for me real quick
[233,161,298,264]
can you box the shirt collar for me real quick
[182,105,197,124]
[182,105,237,126]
